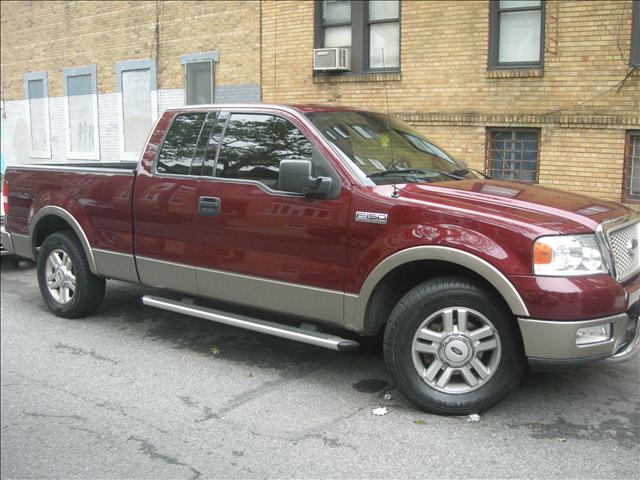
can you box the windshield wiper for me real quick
[367,168,428,178]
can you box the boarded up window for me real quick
[186,61,213,105]
[27,78,49,154]
[67,74,96,153]
[122,69,152,154]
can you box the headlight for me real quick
[533,234,607,276]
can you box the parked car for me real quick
[1,104,638,414]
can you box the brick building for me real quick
[1,0,639,210]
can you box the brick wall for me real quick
[260,0,639,210]
[0,0,261,167]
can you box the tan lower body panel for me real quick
[196,267,344,327]
[93,248,139,283]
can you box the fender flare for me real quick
[29,206,98,275]
[344,245,530,332]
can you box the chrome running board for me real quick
[142,295,359,352]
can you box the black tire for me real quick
[383,276,523,415]
[37,231,105,318]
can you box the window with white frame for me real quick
[180,51,218,105]
[116,59,157,158]
[24,71,51,158]
[63,65,100,160]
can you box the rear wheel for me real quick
[384,277,523,414]
[37,231,105,318]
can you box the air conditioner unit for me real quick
[313,48,351,71]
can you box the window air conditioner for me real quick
[313,48,351,71]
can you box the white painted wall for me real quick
[0,88,185,167]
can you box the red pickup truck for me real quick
[2,104,639,414]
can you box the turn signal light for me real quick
[533,241,552,265]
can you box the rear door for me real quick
[193,109,351,326]
[134,111,211,294]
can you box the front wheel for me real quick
[37,231,105,318]
[384,277,523,414]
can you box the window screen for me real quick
[156,113,207,175]
[215,113,314,189]
[67,74,96,153]
[122,69,152,154]
[487,129,540,183]
[186,61,213,105]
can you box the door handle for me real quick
[198,196,221,217]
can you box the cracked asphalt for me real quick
[1,258,639,479]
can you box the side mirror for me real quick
[279,160,332,198]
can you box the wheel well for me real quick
[33,215,75,254]
[363,260,516,336]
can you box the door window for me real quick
[215,113,315,189]
[156,113,207,175]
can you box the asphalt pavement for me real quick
[1,257,639,479]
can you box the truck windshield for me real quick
[305,111,478,185]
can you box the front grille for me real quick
[607,221,640,282]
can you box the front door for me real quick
[194,110,351,326]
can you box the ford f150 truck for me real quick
[2,104,639,414]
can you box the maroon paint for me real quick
[4,104,638,323]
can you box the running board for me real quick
[142,295,359,352]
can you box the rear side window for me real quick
[215,113,314,188]
[156,112,207,175]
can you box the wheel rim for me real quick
[45,249,76,305]
[411,307,502,394]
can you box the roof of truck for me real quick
[166,103,370,114]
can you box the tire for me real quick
[384,276,523,415]
[37,231,105,318]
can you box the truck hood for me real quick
[390,179,633,235]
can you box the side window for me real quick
[156,113,207,175]
[215,113,314,189]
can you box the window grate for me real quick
[486,129,540,183]
[623,131,640,203]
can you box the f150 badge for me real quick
[355,211,388,224]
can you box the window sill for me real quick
[485,68,543,79]
[313,72,402,84]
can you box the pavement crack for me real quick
[53,342,120,365]
[128,436,202,480]
[195,362,325,422]
[22,410,87,422]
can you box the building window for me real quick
[486,129,540,183]
[23,71,51,159]
[489,0,545,69]
[623,131,640,203]
[315,0,400,73]
[116,59,157,158]
[180,51,218,105]
[632,1,639,67]
[62,65,100,160]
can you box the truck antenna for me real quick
[381,48,399,199]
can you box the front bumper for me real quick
[0,227,15,255]
[519,300,640,368]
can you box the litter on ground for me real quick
[467,414,480,422]
[372,407,388,416]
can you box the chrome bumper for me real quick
[0,227,15,255]
[519,304,640,367]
